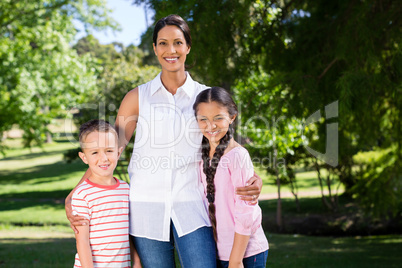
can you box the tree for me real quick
[135,0,402,218]
[234,70,305,227]
[0,0,118,151]
[133,0,256,89]
[64,35,160,182]
[239,0,402,217]
[71,35,160,128]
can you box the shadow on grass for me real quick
[0,196,67,212]
[0,237,76,268]
[0,188,70,200]
[259,196,349,215]
[260,195,402,236]
[0,234,400,268]
[0,148,74,161]
[0,160,86,186]
[267,233,402,268]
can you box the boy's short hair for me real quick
[79,119,118,149]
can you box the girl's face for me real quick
[153,25,191,73]
[196,101,236,145]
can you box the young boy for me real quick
[72,119,133,268]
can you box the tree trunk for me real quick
[274,148,282,230]
[46,131,52,143]
[315,159,332,210]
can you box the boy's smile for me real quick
[79,131,122,185]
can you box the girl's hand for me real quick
[236,172,262,205]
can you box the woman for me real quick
[66,14,261,268]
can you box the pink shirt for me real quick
[199,146,269,261]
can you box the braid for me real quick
[193,86,238,242]
[201,127,233,241]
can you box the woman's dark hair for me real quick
[153,14,192,47]
[193,87,238,241]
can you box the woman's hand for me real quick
[65,194,89,234]
[236,172,262,205]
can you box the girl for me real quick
[193,87,269,268]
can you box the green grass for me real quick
[267,233,402,268]
[0,225,76,268]
[0,225,400,268]
[0,138,400,267]
[257,166,345,196]
[0,139,82,225]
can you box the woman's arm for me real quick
[115,87,139,152]
[236,172,263,204]
[65,168,91,233]
[228,233,250,268]
[75,224,94,268]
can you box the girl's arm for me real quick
[75,224,94,268]
[228,233,250,268]
[230,149,262,266]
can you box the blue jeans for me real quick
[132,223,217,268]
[219,250,268,268]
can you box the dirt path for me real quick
[259,190,337,200]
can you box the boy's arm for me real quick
[228,233,250,268]
[65,168,91,233]
[75,224,94,268]
[130,237,142,268]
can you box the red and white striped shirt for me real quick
[72,178,130,268]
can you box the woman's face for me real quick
[153,25,191,73]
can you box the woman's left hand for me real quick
[236,172,262,204]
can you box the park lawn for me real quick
[1,138,400,267]
[256,166,345,196]
[0,138,352,226]
[0,225,401,268]
[0,139,341,225]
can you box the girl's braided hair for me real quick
[193,87,238,241]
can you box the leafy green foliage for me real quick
[135,0,402,218]
[351,147,402,218]
[71,35,159,128]
[0,0,118,151]
[68,35,159,180]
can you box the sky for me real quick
[74,0,154,46]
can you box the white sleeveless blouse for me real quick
[128,72,211,241]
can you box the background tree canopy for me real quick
[0,0,118,148]
[1,0,400,221]
[135,0,402,218]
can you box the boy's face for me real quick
[79,131,122,181]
